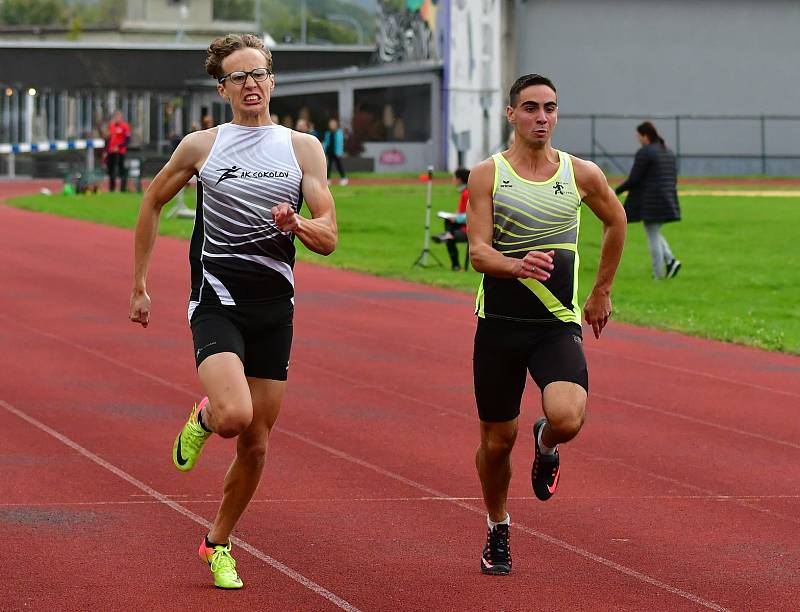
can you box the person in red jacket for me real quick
[433,167,470,270]
[106,111,131,192]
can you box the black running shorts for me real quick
[190,300,293,381]
[473,317,588,423]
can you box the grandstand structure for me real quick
[0,0,447,176]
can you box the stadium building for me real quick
[0,0,452,176]
[1,0,798,176]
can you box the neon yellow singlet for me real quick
[475,150,583,324]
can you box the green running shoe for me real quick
[199,538,244,589]
[172,397,212,472]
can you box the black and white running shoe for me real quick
[480,523,511,575]
[531,417,560,501]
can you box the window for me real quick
[352,84,431,143]
[269,92,338,136]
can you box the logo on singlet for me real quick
[500,179,513,188]
[553,181,565,195]
[215,166,241,185]
[215,166,290,185]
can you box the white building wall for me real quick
[446,0,504,170]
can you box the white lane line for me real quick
[322,345,800,527]
[0,399,361,612]
[6,319,730,608]
[9,314,796,524]
[3,494,799,509]
[15,310,794,451]
[309,292,800,399]
[586,347,800,400]
[279,429,729,612]
[301,358,800,454]
[300,318,800,447]
[574,450,800,527]
[592,392,800,451]
[0,318,198,397]
[7,315,797,530]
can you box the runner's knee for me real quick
[548,405,585,440]
[212,400,253,438]
[480,426,518,458]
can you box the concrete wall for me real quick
[513,0,800,174]
[445,0,504,170]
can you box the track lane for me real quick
[4,206,800,609]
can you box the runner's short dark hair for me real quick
[454,167,470,184]
[509,74,557,107]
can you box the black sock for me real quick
[197,408,212,433]
[206,535,226,549]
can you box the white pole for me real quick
[25,89,34,144]
[412,165,443,269]
[421,165,434,266]
[300,0,307,43]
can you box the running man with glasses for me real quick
[468,74,626,575]
[129,34,337,589]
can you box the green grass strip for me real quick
[5,182,799,354]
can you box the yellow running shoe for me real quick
[172,397,212,472]
[199,538,244,589]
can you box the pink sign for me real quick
[379,149,406,165]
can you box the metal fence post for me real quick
[760,114,767,175]
[675,115,681,173]
[590,114,596,162]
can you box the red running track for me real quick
[2,204,800,611]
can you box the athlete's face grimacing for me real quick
[507,85,558,148]
[217,47,275,120]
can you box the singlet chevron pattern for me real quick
[475,150,583,324]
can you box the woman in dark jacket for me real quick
[615,122,682,278]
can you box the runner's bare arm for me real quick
[572,156,627,338]
[466,159,554,280]
[130,131,212,327]
[272,132,337,256]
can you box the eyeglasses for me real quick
[218,68,272,85]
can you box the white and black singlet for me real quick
[188,123,303,319]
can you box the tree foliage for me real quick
[214,0,375,44]
[1,0,373,44]
[0,0,66,25]
[213,0,255,21]
[0,0,124,27]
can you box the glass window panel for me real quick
[353,84,431,143]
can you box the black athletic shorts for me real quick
[473,317,588,423]
[190,300,293,381]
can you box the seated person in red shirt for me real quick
[434,167,470,271]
